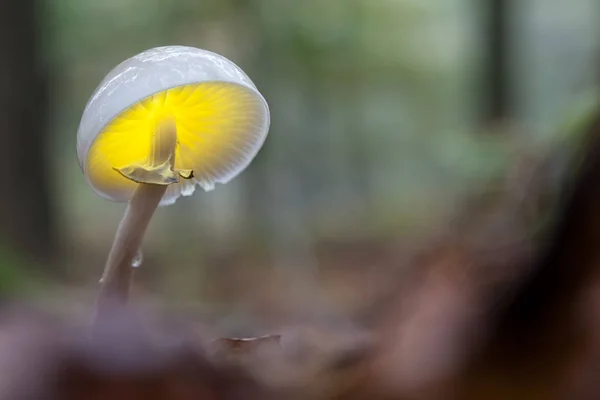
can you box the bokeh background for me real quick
[0,0,598,330]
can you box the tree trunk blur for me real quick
[0,0,55,265]
[482,0,512,125]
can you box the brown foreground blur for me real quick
[0,113,599,399]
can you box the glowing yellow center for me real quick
[85,82,265,201]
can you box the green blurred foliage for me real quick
[0,245,31,295]
[27,0,598,301]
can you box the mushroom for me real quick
[76,46,270,320]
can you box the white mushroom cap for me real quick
[76,45,270,206]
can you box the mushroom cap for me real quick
[76,46,270,205]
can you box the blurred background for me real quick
[0,0,598,329]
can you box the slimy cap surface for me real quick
[77,46,270,205]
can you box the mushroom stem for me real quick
[94,119,178,325]
[95,183,167,319]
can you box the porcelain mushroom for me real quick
[76,46,270,319]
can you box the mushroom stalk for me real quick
[95,119,181,323]
[95,184,166,317]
